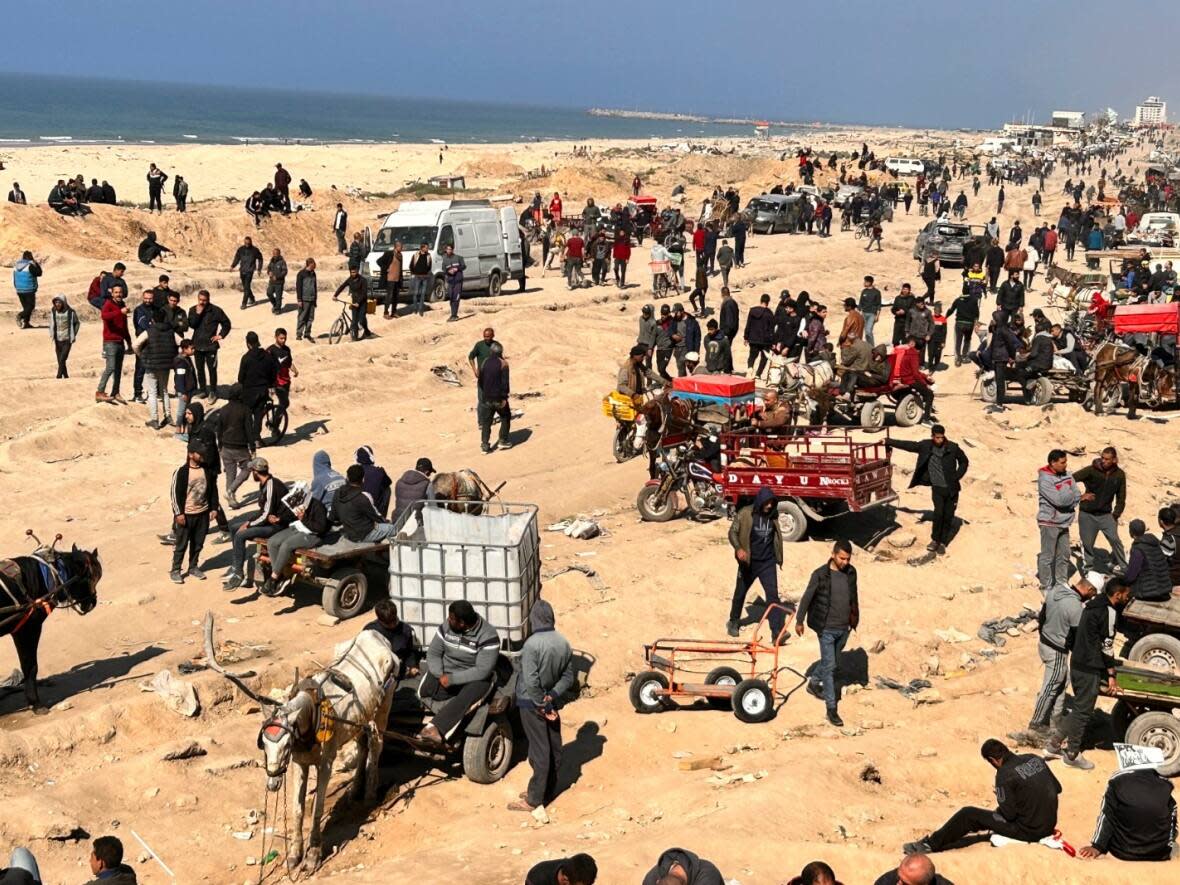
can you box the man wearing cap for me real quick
[394,458,435,522]
[618,345,655,397]
[839,297,864,345]
[1020,572,1098,746]
[223,458,291,590]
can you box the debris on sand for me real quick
[977,608,1038,646]
[140,670,200,717]
[431,365,463,385]
[874,676,932,698]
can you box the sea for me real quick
[0,72,790,147]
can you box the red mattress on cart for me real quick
[671,374,755,397]
[1112,303,1180,335]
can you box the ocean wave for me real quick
[39,136,73,142]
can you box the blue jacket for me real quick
[12,258,40,293]
[684,315,702,353]
[1087,228,1104,251]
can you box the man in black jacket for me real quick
[526,853,598,885]
[393,457,434,522]
[996,270,1025,324]
[1080,766,1177,862]
[718,287,739,344]
[363,600,422,681]
[859,275,882,346]
[796,540,859,727]
[1051,580,1133,770]
[744,293,775,377]
[237,331,278,443]
[230,236,263,309]
[888,425,969,555]
[187,289,231,400]
[906,739,1060,855]
[212,383,255,507]
[295,258,318,342]
[223,457,290,590]
[169,446,222,584]
[478,342,512,453]
[1074,447,1127,573]
[945,288,980,366]
[334,266,371,341]
[1012,329,1054,401]
[330,465,397,542]
[890,284,917,346]
[1125,519,1172,602]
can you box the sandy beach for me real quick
[0,129,1171,885]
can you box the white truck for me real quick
[363,199,525,300]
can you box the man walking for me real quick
[441,243,466,322]
[333,203,348,254]
[96,284,132,403]
[1037,450,1082,594]
[147,162,168,213]
[719,287,739,344]
[265,248,287,315]
[1049,579,1134,770]
[11,251,41,329]
[231,236,263,310]
[796,540,858,727]
[858,275,881,346]
[888,424,969,555]
[612,232,631,289]
[509,599,576,814]
[726,489,785,640]
[744,293,775,378]
[295,258,317,342]
[1073,447,1127,573]
[477,342,512,453]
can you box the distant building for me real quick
[1051,110,1085,130]
[1001,123,1079,148]
[1134,97,1167,127]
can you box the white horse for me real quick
[204,613,398,873]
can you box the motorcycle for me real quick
[636,445,727,522]
[603,392,649,463]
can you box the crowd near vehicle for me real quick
[363,199,525,300]
[912,219,986,266]
[884,157,925,176]
[629,604,796,723]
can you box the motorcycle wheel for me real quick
[636,484,677,522]
[612,425,634,463]
[980,377,997,404]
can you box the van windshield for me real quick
[375,226,437,250]
[750,200,781,212]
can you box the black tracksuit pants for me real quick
[926,806,1046,851]
[195,350,218,394]
[729,558,784,637]
[520,707,563,807]
[171,511,210,572]
[931,486,958,546]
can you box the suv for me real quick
[912,219,985,266]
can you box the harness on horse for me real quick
[0,554,77,633]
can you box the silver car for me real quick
[912,219,985,266]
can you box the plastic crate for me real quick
[602,392,638,422]
[388,501,540,651]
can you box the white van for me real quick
[363,199,524,299]
[884,157,924,176]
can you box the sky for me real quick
[4,0,1179,130]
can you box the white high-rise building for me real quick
[1134,96,1167,127]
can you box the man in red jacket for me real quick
[1042,225,1058,267]
[889,336,935,423]
[692,224,707,272]
[97,283,132,403]
[612,233,631,289]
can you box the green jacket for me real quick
[728,493,783,565]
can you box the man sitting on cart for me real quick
[889,336,935,424]
[750,389,791,432]
[417,599,501,745]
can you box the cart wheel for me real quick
[321,567,369,620]
[1128,633,1180,676]
[1109,699,1132,743]
[1029,376,1053,407]
[980,377,997,404]
[629,670,671,714]
[731,678,774,723]
[655,275,669,298]
[859,400,885,431]
[1125,711,1180,777]
[705,666,743,710]
[776,500,808,543]
[636,485,677,522]
[462,713,513,784]
[894,393,922,427]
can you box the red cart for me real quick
[718,430,896,541]
[629,604,797,723]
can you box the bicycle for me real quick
[854,219,873,240]
[649,259,672,297]
[259,391,289,446]
[328,297,353,345]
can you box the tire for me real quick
[655,275,669,298]
[328,317,346,346]
[262,404,288,447]
[431,276,446,303]
[1101,381,1123,412]
[613,424,634,463]
[487,271,502,297]
[1125,711,1180,777]
[1128,633,1180,675]
[461,713,514,784]
[629,670,670,714]
[731,678,774,723]
[859,400,885,431]
[1029,376,1053,406]
[981,377,997,404]
[705,666,742,710]
[776,499,808,543]
[637,484,677,522]
[321,567,369,620]
[894,393,923,427]
[1109,699,1132,743]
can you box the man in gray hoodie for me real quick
[509,599,576,813]
[418,600,500,744]
[1037,450,1081,594]
[641,847,724,885]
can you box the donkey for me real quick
[1,534,102,711]
[204,613,398,873]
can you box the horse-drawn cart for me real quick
[255,536,388,620]
[1104,664,1180,776]
[1092,302,1180,418]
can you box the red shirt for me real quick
[889,344,926,386]
[565,236,584,259]
[101,298,131,343]
[1043,230,1058,251]
[693,228,706,252]
[612,241,632,261]
[549,196,562,216]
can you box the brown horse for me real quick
[1090,341,1147,418]
[427,468,493,514]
